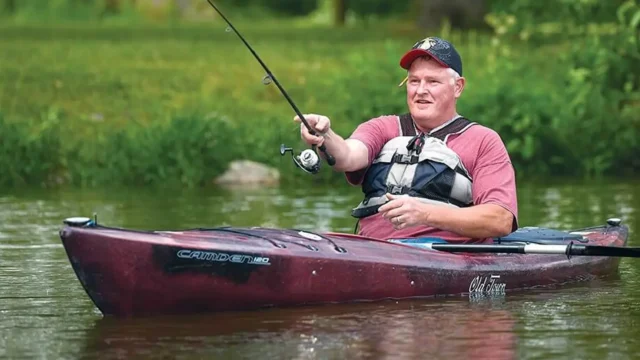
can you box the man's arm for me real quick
[379,195,514,238]
[296,114,370,172]
[320,131,369,172]
[422,203,514,238]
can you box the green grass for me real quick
[0,22,424,127]
[0,19,524,131]
[0,20,636,187]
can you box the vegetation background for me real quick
[0,0,638,187]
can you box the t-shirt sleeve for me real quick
[470,130,519,231]
[344,116,398,185]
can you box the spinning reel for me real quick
[280,144,321,174]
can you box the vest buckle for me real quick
[387,185,407,195]
[392,153,419,164]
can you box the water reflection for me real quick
[81,300,517,360]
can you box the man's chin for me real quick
[409,109,433,121]
[414,102,433,109]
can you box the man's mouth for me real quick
[415,99,432,105]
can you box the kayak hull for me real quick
[59,223,628,317]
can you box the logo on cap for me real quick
[413,37,437,51]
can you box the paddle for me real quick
[424,243,640,258]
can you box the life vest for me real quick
[351,114,476,218]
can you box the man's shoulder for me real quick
[460,121,504,143]
[363,114,400,125]
[351,114,400,138]
[449,121,509,159]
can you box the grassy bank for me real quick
[0,21,637,187]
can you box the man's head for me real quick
[399,37,465,131]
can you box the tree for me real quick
[334,0,346,26]
[4,0,15,13]
[349,0,409,19]
[262,0,319,16]
[417,0,488,30]
[104,0,120,15]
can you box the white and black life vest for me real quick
[351,114,476,218]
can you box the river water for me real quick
[1,179,638,359]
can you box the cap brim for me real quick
[399,49,448,70]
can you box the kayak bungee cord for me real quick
[205,0,336,174]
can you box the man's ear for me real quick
[455,77,466,98]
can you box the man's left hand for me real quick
[378,193,430,230]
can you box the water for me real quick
[0,179,639,359]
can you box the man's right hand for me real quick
[294,114,331,147]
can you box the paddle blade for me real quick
[572,245,640,258]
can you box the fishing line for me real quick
[205,0,336,174]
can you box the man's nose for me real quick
[417,80,429,94]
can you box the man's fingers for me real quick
[378,195,403,213]
[301,132,324,146]
[310,136,325,146]
[385,193,398,201]
[381,208,404,221]
[294,114,319,124]
[295,114,329,130]
[297,114,330,147]
[314,117,329,134]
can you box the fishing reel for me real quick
[280,144,321,174]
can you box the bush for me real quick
[261,0,319,16]
[0,109,64,187]
[485,0,640,176]
[64,113,238,187]
[0,13,638,187]
[348,0,410,18]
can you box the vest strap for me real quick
[399,113,417,137]
[391,153,419,164]
[398,114,473,141]
[430,117,473,141]
[386,184,409,195]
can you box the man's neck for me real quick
[414,112,460,133]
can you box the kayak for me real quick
[59,217,628,317]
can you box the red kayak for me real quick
[59,217,628,317]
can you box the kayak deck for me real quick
[59,219,628,317]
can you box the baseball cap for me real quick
[398,37,463,86]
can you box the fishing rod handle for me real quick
[318,145,336,166]
[298,113,335,166]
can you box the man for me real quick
[296,37,517,243]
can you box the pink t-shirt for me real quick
[346,115,518,243]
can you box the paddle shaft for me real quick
[427,243,640,258]
[205,0,335,166]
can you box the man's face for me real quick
[405,56,464,126]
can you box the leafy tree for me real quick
[334,0,346,26]
[4,0,16,13]
[485,0,640,175]
[348,0,409,18]
[261,0,319,16]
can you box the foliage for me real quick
[485,0,640,176]
[260,0,319,16]
[0,7,639,186]
[0,0,321,22]
[0,110,64,187]
[347,0,410,18]
[71,113,240,187]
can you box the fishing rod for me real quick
[205,0,336,174]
